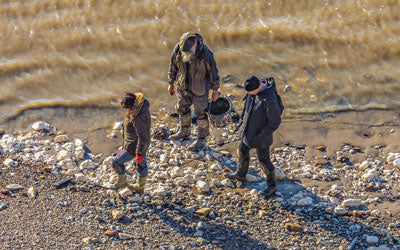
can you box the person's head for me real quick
[244,76,265,95]
[120,92,136,111]
[179,32,198,62]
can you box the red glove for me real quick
[136,154,143,164]
[116,151,123,157]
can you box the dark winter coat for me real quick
[239,82,282,149]
[123,99,151,156]
[168,33,220,96]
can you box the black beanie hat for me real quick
[244,76,260,92]
[120,93,136,108]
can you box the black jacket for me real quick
[168,33,220,96]
[239,82,282,149]
[123,99,151,156]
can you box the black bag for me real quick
[261,77,285,114]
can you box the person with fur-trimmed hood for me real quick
[167,32,220,152]
[106,92,151,193]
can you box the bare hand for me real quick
[168,84,175,96]
[212,91,219,102]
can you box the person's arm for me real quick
[168,44,180,85]
[133,117,150,156]
[206,51,220,92]
[255,98,281,142]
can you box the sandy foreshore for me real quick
[1,108,400,249]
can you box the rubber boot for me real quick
[225,148,249,181]
[128,176,147,194]
[261,170,277,198]
[188,118,208,152]
[105,174,127,190]
[169,112,191,141]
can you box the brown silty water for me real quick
[0,0,400,125]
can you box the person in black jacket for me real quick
[106,92,151,193]
[225,76,282,197]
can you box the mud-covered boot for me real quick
[224,154,249,182]
[128,176,147,194]
[169,112,191,141]
[261,170,277,198]
[188,137,206,152]
[104,174,128,190]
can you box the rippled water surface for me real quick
[1,0,400,121]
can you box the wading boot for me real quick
[128,176,147,194]
[224,157,249,182]
[261,169,277,198]
[188,137,206,152]
[105,174,128,190]
[169,112,191,141]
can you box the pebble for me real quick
[3,159,17,168]
[297,197,313,206]
[196,181,210,192]
[334,206,348,215]
[6,184,24,191]
[342,199,363,207]
[113,122,123,130]
[246,174,259,182]
[31,121,50,131]
[111,210,124,220]
[54,135,69,143]
[221,179,235,188]
[195,208,211,216]
[27,187,37,198]
[80,208,88,214]
[105,230,118,237]
[0,203,8,210]
[119,188,133,197]
[284,223,303,232]
[275,169,286,180]
[82,237,98,244]
[366,235,379,244]
[119,233,134,240]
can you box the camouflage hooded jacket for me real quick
[168,32,220,96]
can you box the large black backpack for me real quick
[262,77,285,114]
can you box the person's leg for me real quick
[108,151,134,190]
[188,94,209,152]
[256,147,276,197]
[225,142,250,181]
[170,91,192,140]
[129,155,148,193]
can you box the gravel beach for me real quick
[1,110,400,249]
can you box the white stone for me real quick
[342,199,363,207]
[366,235,379,244]
[236,181,243,188]
[80,160,96,170]
[334,206,348,215]
[3,159,17,167]
[32,121,50,131]
[359,160,370,171]
[119,188,133,197]
[196,181,210,192]
[160,154,168,163]
[362,169,377,181]
[246,174,259,182]
[221,179,235,188]
[54,135,69,143]
[297,197,313,206]
[75,147,85,159]
[113,122,123,130]
[171,167,185,178]
[57,150,72,161]
[168,158,178,166]
[63,142,75,152]
[275,169,286,180]
[153,186,168,197]
[27,187,37,198]
[75,139,84,147]
[393,159,400,168]
[194,169,206,177]
[75,173,88,182]
[210,163,221,172]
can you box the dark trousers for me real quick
[238,142,274,172]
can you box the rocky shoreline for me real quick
[1,114,400,249]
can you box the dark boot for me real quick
[169,113,191,141]
[224,159,249,182]
[261,169,277,198]
[188,137,206,152]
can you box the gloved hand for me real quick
[136,154,144,164]
[116,151,123,157]
[212,91,220,102]
[168,83,175,96]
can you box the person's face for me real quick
[181,38,197,62]
[246,81,265,95]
